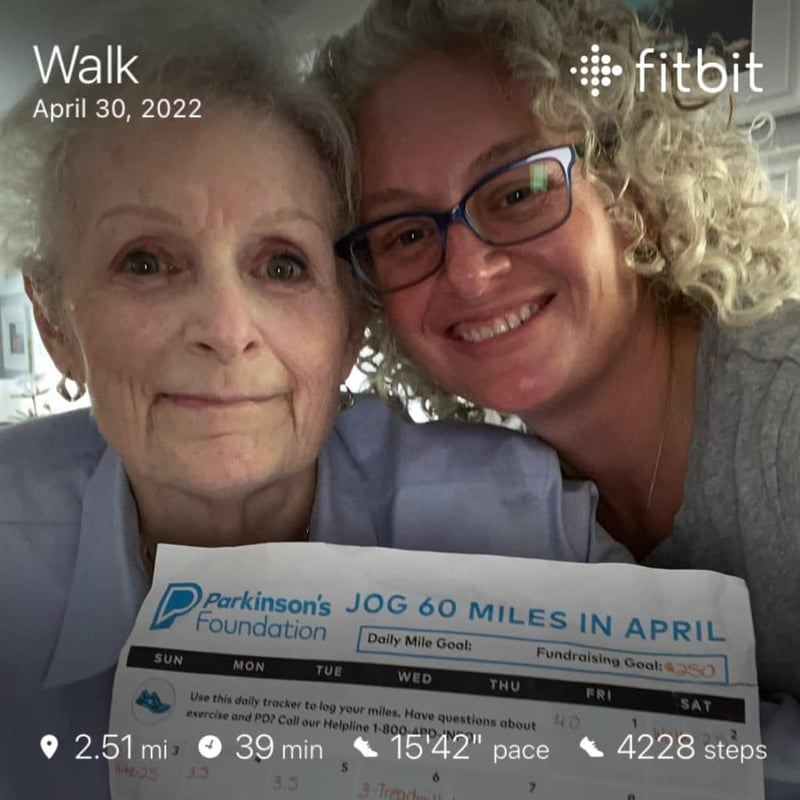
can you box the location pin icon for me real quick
[40,735,59,760]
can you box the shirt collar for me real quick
[43,445,149,689]
[42,418,377,689]
[311,424,379,547]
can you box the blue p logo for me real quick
[150,582,203,630]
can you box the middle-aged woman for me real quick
[0,6,630,799]
[317,0,800,776]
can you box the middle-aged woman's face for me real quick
[42,106,358,499]
[356,52,645,417]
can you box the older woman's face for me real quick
[357,52,643,417]
[49,108,357,498]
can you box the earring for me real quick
[57,373,86,402]
[339,385,355,412]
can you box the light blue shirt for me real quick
[0,395,628,798]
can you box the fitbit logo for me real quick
[572,43,764,96]
[570,44,624,97]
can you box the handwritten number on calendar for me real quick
[433,771,440,782]
[341,761,349,772]
[529,782,537,793]
[187,766,209,780]
[273,775,299,791]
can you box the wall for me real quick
[0,273,86,424]
[738,0,800,199]
[762,112,800,198]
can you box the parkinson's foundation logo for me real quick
[150,582,203,630]
[148,583,332,639]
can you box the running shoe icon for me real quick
[135,689,172,714]
[579,735,604,758]
[353,736,379,757]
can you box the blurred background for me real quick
[1,0,798,423]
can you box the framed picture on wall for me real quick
[0,301,31,375]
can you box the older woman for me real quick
[318,0,800,786]
[0,6,631,799]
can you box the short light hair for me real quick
[0,1,357,315]
[315,0,800,420]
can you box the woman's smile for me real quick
[157,392,278,408]
[449,294,555,344]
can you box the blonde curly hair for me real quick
[315,0,800,421]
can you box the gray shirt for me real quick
[646,305,800,698]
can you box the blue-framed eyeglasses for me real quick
[335,143,583,294]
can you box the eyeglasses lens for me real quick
[466,158,568,245]
[353,156,569,292]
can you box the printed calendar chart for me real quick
[108,544,764,799]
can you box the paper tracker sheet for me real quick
[109,543,764,799]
